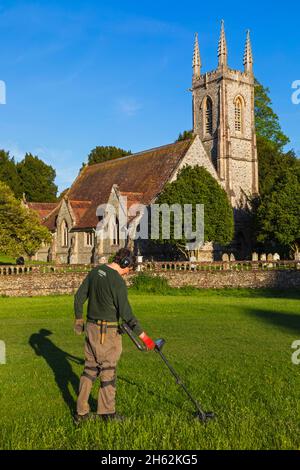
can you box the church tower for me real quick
[192,22,259,208]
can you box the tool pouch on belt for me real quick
[100,320,107,345]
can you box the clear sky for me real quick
[0,0,299,192]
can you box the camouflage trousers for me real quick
[77,322,122,416]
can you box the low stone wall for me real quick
[152,270,300,289]
[0,269,300,297]
[0,272,88,297]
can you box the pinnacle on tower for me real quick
[243,30,253,73]
[193,33,201,78]
[218,20,228,68]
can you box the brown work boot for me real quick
[74,412,94,425]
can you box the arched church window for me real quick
[235,97,243,132]
[86,232,93,246]
[61,220,69,247]
[205,97,213,135]
[113,217,120,245]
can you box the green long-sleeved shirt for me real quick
[74,264,143,335]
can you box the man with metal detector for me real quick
[73,248,156,423]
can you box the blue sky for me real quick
[0,0,299,192]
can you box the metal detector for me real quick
[119,323,215,423]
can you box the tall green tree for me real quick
[254,168,300,258]
[0,150,21,195]
[17,153,57,202]
[255,80,290,150]
[155,166,234,258]
[256,135,300,196]
[0,181,52,259]
[86,146,132,166]
[251,82,300,256]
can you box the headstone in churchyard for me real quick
[222,253,229,262]
[260,254,267,261]
[273,253,280,261]
[137,255,143,272]
[0,341,6,365]
[230,253,236,262]
[252,252,259,261]
[189,255,197,270]
[267,254,274,262]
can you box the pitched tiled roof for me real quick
[27,202,58,221]
[43,199,92,231]
[69,200,92,225]
[43,205,59,231]
[67,139,194,229]
[42,139,194,230]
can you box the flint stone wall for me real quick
[0,269,300,297]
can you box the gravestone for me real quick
[137,255,144,272]
[0,341,5,365]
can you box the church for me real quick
[28,21,259,264]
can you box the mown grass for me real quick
[0,290,299,450]
[0,254,15,265]
[0,253,53,265]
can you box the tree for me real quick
[254,168,300,258]
[0,150,21,196]
[255,80,290,150]
[17,153,57,202]
[257,135,300,196]
[155,166,234,258]
[252,82,300,255]
[0,182,52,259]
[176,130,194,142]
[86,146,132,166]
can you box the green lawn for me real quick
[0,254,15,265]
[0,253,53,265]
[0,290,299,450]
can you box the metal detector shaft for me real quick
[120,323,146,352]
[155,348,207,421]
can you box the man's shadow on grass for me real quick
[29,329,96,415]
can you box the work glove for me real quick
[74,319,84,335]
[139,332,156,351]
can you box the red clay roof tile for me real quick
[27,202,58,221]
